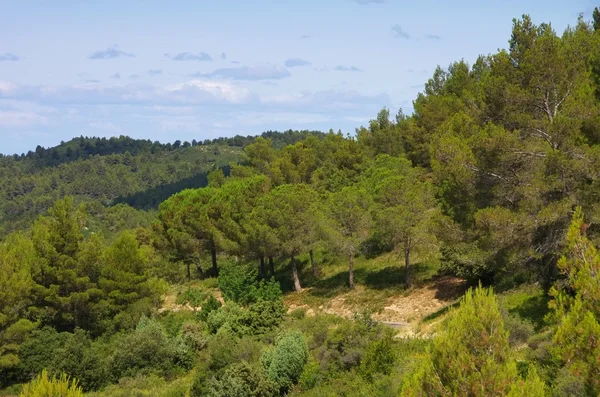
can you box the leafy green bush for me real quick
[218,261,282,306]
[50,329,108,392]
[503,312,535,348]
[207,332,263,372]
[206,300,285,336]
[18,327,69,379]
[109,316,193,381]
[360,334,396,381]
[180,322,209,351]
[176,287,207,308]
[218,261,259,305]
[298,358,320,391]
[290,307,307,320]
[261,330,308,393]
[20,369,83,397]
[207,362,278,397]
[197,295,222,322]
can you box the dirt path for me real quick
[286,276,466,337]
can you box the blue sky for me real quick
[0,0,594,154]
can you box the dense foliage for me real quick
[2,8,600,396]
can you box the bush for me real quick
[176,287,207,308]
[207,332,263,372]
[503,312,535,348]
[290,307,307,320]
[218,262,259,305]
[298,358,320,391]
[360,334,396,381]
[206,300,285,336]
[261,330,308,393]
[207,362,278,397]
[50,329,108,392]
[197,295,222,322]
[180,322,209,351]
[20,369,83,397]
[109,316,193,381]
[19,327,69,379]
[218,262,283,306]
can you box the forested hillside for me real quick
[0,130,323,236]
[3,10,600,397]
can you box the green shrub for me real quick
[197,295,222,322]
[246,300,286,335]
[298,358,320,391]
[261,330,308,393]
[218,262,283,306]
[503,312,535,348]
[20,369,83,397]
[207,362,278,397]
[206,304,249,335]
[180,322,209,351]
[290,307,307,320]
[19,327,69,379]
[207,332,263,372]
[176,287,207,308]
[360,334,396,381]
[206,300,285,336]
[109,316,193,381]
[218,262,259,305]
[50,329,108,392]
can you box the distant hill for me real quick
[0,130,325,236]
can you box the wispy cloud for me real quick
[301,35,312,39]
[334,65,363,72]
[111,73,121,79]
[130,74,140,79]
[0,53,19,61]
[221,52,227,60]
[88,45,135,59]
[284,58,311,68]
[85,79,101,83]
[392,25,411,39]
[148,69,162,76]
[89,121,121,132]
[195,65,291,80]
[169,52,212,61]
[0,79,256,106]
[0,110,47,127]
[425,34,442,40]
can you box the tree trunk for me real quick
[269,256,275,278]
[310,250,319,278]
[291,255,302,292]
[259,256,265,279]
[186,262,191,281]
[349,253,355,289]
[210,242,218,277]
[404,236,411,288]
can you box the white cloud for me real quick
[89,121,121,132]
[0,111,47,127]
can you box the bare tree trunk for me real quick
[210,242,218,277]
[269,256,275,278]
[186,262,191,281]
[310,250,319,278]
[349,253,355,289]
[259,256,265,279]
[404,236,411,288]
[291,255,302,292]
